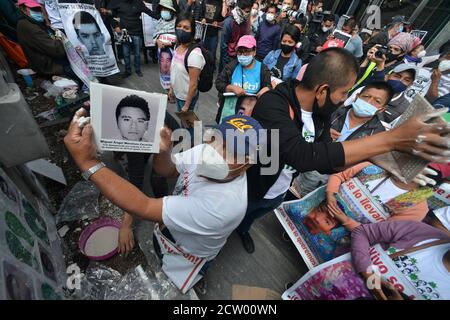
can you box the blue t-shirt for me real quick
[230,60,261,94]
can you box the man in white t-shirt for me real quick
[64,111,266,293]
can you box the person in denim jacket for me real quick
[263,24,302,81]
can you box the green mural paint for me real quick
[5,211,34,246]
[22,200,49,244]
[41,283,62,300]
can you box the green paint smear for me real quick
[41,283,62,300]
[5,211,34,246]
[22,200,49,244]
[5,230,37,269]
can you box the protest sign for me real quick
[61,33,96,88]
[323,30,352,49]
[411,30,428,41]
[404,67,432,101]
[58,1,119,77]
[283,245,422,300]
[219,93,258,122]
[90,82,167,153]
[158,47,173,90]
[371,95,448,182]
[142,3,158,47]
[428,182,450,231]
[274,183,390,269]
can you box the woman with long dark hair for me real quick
[168,12,205,112]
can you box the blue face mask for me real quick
[161,10,172,21]
[352,98,379,117]
[398,25,404,33]
[387,79,407,93]
[237,54,253,67]
[29,10,44,23]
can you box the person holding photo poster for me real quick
[64,112,266,294]
[215,35,271,122]
[90,82,167,153]
[153,0,177,89]
[58,0,119,77]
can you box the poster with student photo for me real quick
[90,82,167,153]
[274,185,374,269]
[58,1,119,77]
[219,93,257,123]
[158,47,173,90]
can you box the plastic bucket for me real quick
[17,69,36,88]
[78,217,121,261]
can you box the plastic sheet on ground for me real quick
[75,263,197,300]
[56,181,100,224]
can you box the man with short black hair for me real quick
[238,48,450,254]
[331,81,394,142]
[73,11,105,56]
[115,94,150,142]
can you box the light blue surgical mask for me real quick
[398,25,404,33]
[161,10,172,21]
[352,98,379,117]
[29,10,44,23]
[238,54,253,67]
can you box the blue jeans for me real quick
[203,35,218,71]
[122,35,142,73]
[175,91,199,111]
[236,194,285,234]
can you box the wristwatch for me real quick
[81,162,106,181]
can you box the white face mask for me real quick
[196,144,246,181]
[417,50,426,59]
[438,60,450,73]
[266,13,275,22]
[322,26,331,33]
[195,144,230,180]
[251,8,258,16]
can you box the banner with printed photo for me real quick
[219,93,258,123]
[90,82,167,153]
[142,3,158,47]
[158,47,173,90]
[274,181,390,269]
[404,67,432,102]
[428,182,450,231]
[283,245,421,300]
[58,1,119,77]
[61,33,96,88]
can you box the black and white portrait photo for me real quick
[58,1,119,76]
[90,83,167,153]
[73,11,105,56]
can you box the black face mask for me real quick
[386,51,402,63]
[281,44,294,54]
[176,29,193,44]
[312,88,342,119]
